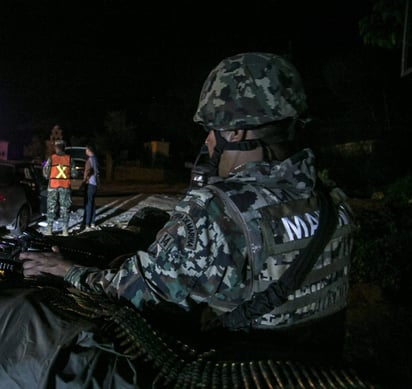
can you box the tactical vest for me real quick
[206,181,354,330]
[49,154,71,189]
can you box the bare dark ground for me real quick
[344,283,412,389]
[343,199,412,389]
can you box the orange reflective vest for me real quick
[49,154,71,189]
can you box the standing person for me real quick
[43,139,77,236]
[82,145,99,230]
[18,52,356,385]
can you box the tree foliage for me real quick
[95,110,136,181]
[359,0,406,49]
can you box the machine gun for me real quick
[0,226,110,281]
[0,206,172,282]
[0,228,53,279]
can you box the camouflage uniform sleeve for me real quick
[43,158,51,179]
[63,189,246,310]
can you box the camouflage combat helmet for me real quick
[193,52,307,132]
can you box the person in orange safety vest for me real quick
[42,139,78,236]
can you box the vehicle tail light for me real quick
[0,193,5,202]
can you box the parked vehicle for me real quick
[65,146,86,191]
[0,160,47,233]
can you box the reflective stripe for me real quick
[255,279,349,329]
[304,254,351,285]
[255,253,350,291]
[272,274,349,315]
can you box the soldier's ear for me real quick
[228,130,245,142]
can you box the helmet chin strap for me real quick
[207,131,227,176]
[208,130,263,176]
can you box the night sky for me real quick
[0,0,377,145]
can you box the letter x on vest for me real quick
[56,164,68,179]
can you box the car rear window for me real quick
[65,147,86,160]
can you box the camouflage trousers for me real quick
[46,188,72,226]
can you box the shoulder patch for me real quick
[171,211,198,250]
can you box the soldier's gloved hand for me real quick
[19,246,73,278]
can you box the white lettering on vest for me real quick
[281,212,319,241]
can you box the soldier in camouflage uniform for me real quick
[22,53,355,359]
[43,139,78,236]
